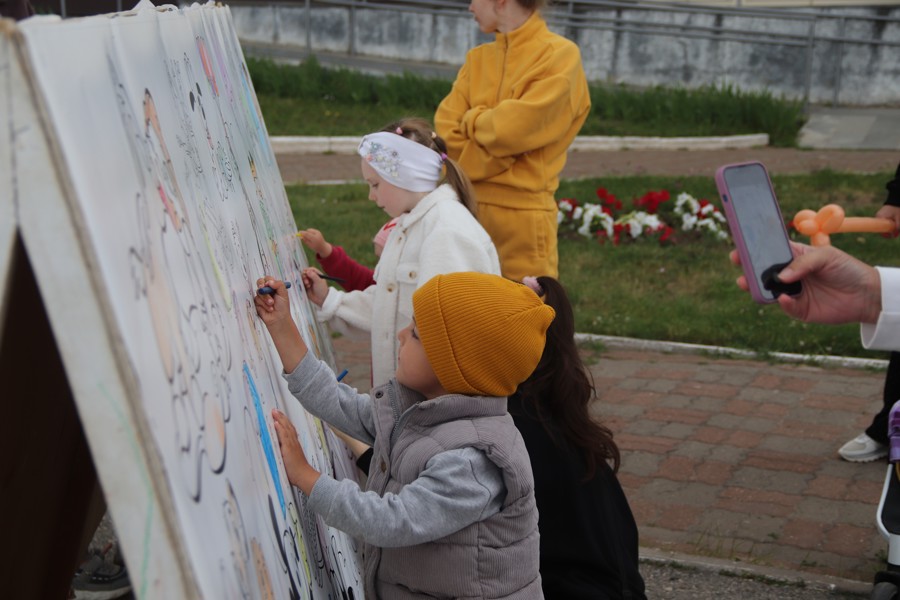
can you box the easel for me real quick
[1,5,362,598]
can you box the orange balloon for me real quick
[794,205,894,246]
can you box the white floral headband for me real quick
[357,131,443,192]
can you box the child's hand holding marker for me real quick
[254,277,293,330]
[301,267,330,307]
[258,281,291,295]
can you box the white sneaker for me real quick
[838,433,888,462]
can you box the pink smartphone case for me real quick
[714,161,792,304]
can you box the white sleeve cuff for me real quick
[317,288,343,321]
[861,267,900,350]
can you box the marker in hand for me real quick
[316,273,346,284]
[258,281,292,295]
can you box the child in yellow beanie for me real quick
[255,271,553,599]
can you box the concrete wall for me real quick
[230,3,900,105]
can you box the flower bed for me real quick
[558,188,730,245]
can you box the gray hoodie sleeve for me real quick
[307,447,506,547]
[282,351,376,445]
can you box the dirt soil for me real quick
[276,148,900,184]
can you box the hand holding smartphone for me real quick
[715,161,801,304]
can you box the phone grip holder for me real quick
[792,204,895,246]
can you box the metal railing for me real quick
[231,0,900,104]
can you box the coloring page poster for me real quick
[15,3,363,598]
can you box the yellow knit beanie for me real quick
[412,272,556,397]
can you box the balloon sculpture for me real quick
[792,204,894,246]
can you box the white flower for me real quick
[617,211,661,239]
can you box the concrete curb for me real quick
[270,133,770,155]
[575,333,889,371]
[639,547,872,597]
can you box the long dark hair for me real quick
[514,276,621,479]
[381,117,478,217]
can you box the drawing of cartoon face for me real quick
[222,480,252,598]
[144,89,187,232]
[250,538,274,600]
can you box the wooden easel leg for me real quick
[0,237,100,599]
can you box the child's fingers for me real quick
[272,409,295,437]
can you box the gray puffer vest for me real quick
[363,380,542,599]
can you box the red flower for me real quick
[634,189,670,214]
[596,187,622,210]
[658,225,675,244]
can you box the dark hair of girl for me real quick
[381,117,478,217]
[515,276,621,479]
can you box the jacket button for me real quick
[387,284,395,293]
[409,271,416,279]
[380,460,387,473]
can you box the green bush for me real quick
[246,56,805,145]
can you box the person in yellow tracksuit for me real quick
[435,0,591,281]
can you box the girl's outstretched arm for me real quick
[254,276,308,373]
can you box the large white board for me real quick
[5,3,363,598]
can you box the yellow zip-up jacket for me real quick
[435,12,591,212]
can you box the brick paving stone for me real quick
[804,392,879,412]
[672,381,742,399]
[620,452,665,477]
[707,413,778,433]
[772,419,845,440]
[823,523,882,558]
[805,474,861,501]
[844,478,888,504]
[743,450,827,473]
[642,379,681,394]
[648,406,712,425]
[723,398,790,418]
[795,497,876,525]
[659,422,700,440]
[739,385,804,405]
[792,405,878,427]
[656,504,705,531]
[781,518,829,549]
[717,487,801,510]
[674,440,749,464]
[757,435,837,456]
[730,466,813,493]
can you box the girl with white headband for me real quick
[302,117,501,388]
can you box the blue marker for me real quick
[337,369,349,382]
[258,281,292,295]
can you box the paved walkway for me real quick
[274,107,900,185]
